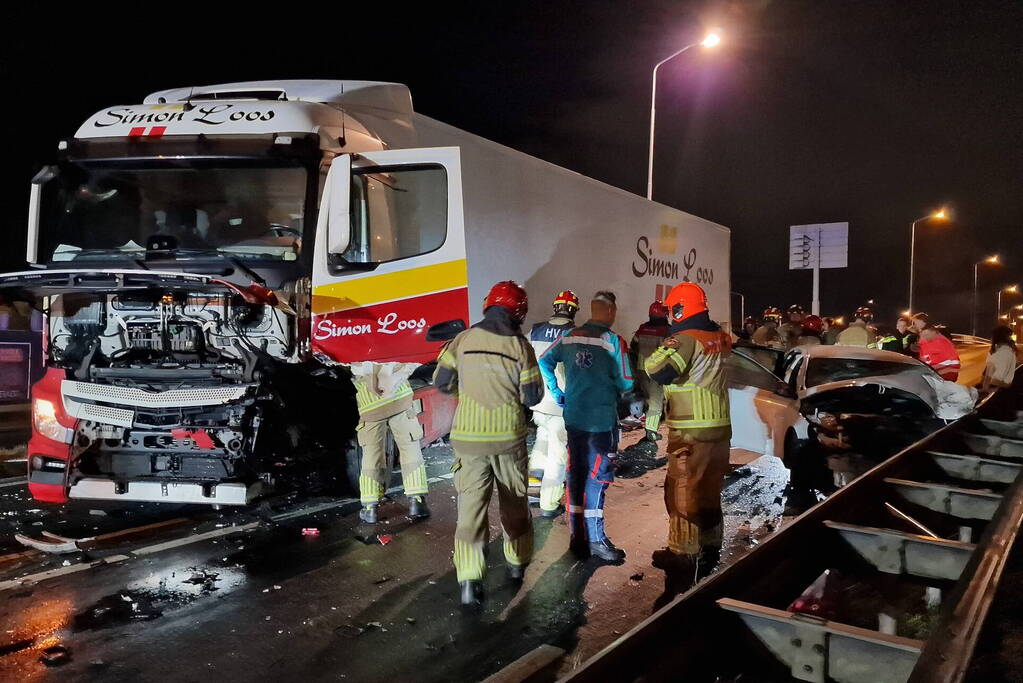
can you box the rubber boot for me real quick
[460,580,483,606]
[645,429,662,442]
[359,504,378,524]
[589,537,626,562]
[540,504,564,519]
[408,495,431,519]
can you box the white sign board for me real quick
[789,222,848,270]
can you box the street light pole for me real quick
[646,32,720,201]
[730,291,745,326]
[997,285,1018,325]
[972,255,1000,336]
[907,208,948,313]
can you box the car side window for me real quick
[727,353,782,392]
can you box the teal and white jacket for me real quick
[538,320,633,433]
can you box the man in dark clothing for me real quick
[630,301,671,441]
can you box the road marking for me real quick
[0,472,460,585]
[0,554,129,592]
[131,522,261,556]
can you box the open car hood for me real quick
[800,375,940,412]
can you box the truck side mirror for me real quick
[426,319,466,342]
[324,155,351,255]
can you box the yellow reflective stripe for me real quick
[355,381,413,414]
[313,259,468,314]
[665,417,732,428]
[359,474,385,504]
[438,348,457,368]
[503,535,533,566]
[519,366,540,384]
[403,464,429,496]
[454,539,487,581]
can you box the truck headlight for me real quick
[33,398,70,443]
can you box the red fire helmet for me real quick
[484,281,529,322]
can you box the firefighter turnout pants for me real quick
[452,447,534,581]
[639,374,665,432]
[566,428,617,544]
[357,407,429,505]
[529,412,568,512]
[664,432,730,556]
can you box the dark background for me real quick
[2,1,1020,333]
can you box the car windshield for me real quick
[804,357,930,388]
[38,159,310,262]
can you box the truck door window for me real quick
[344,164,447,264]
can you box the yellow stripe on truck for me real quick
[312,259,468,315]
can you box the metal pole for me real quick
[647,44,695,201]
[909,218,919,313]
[731,291,745,325]
[812,227,821,315]
[972,262,979,337]
[997,289,1002,324]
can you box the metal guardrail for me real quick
[552,386,1023,683]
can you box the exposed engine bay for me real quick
[788,385,943,504]
[43,283,356,502]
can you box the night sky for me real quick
[3,1,1020,332]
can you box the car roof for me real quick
[792,344,922,365]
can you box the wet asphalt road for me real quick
[0,429,790,682]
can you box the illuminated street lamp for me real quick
[646,30,722,200]
[908,208,950,312]
[997,284,1019,323]
[972,254,1000,336]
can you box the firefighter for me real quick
[837,307,876,347]
[645,282,731,578]
[797,314,824,346]
[353,363,430,524]
[778,304,805,350]
[433,281,543,606]
[539,291,633,562]
[630,300,671,442]
[752,307,783,348]
[527,290,579,517]
[919,324,961,381]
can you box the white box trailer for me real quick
[7,80,729,505]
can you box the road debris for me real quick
[39,644,71,667]
[378,534,393,545]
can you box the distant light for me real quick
[934,208,948,220]
[867,299,875,305]
[1015,304,1023,310]
[901,310,912,316]
[701,32,722,48]
[987,254,1000,264]
[1007,285,1020,294]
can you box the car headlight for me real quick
[33,398,70,442]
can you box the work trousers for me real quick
[637,372,665,432]
[357,408,429,505]
[664,433,730,556]
[452,447,533,581]
[528,412,568,512]
[565,427,617,544]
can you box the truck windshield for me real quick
[38,159,310,263]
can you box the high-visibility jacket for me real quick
[433,309,543,456]
[645,328,732,435]
[538,320,633,433]
[529,316,574,416]
[837,323,875,347]
[919,334,961,381]
[751,325,782,348]
[631,319,670,398]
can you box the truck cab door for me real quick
[311,147,467,365]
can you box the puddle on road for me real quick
[73,564,246,631]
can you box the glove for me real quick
[554,391,566,408]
